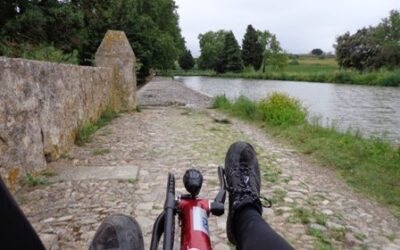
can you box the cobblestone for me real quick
[15,77,400,249]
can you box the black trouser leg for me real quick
[233,206,294,250]
[0,177,45,250]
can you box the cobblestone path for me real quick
[17,77,400,249]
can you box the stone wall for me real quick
[0,30,136,181]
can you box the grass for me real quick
[75,110,119,146]
[163,56,400,86]
[354,232,367,241]
[213,93,400,217]
[272,188,287,203]
[92,148,111,155]
[288,207,312,224]
[16,195,29,205]
[24,173,49,187]
[308,228,333,250]
[387,233,396,241]
[60,154,74,160]
[128,178,136,185]
[40,170,57,177]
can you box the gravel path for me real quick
[16,77,400,250]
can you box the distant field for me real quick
[295,55,338,66]
[285,56,338,73]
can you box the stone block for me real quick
[95,30,137,111]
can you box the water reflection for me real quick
[176,76,400,144]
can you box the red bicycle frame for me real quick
[150,167,226,250]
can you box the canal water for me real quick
[175,76,400,144]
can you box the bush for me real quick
[2,43,79,64]
[23,44,79,64]
[212,95,231,109]
[378,71,400,86]
[258,92,307,126]
[231,96,258,120]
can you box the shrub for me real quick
[258,92,307,126]
[378,71,400,86]
[22,44,79,64]
[231,96,258,120]
[3,43,79,64]
[212,95,231,109]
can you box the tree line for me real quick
[335,10,400,71]
[0,0,185,81]
[188,25,288,73]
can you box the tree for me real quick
[311,48,324,56]
[216,31,244,73]
[242,25,263,70]
[179,49,194,70]
[257,30,272,72]
[0,0,186,80]
[267,35,288,69]
[257,31,288,71]
[335,9,400,71]
[335,28,377,70]
[197,30,228,70]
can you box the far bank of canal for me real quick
[176,76,400,144]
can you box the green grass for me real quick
[163,56,400,86]
[40,170,57,177]
[213,93,400,216]
[354,232,367,241]
[288,207,312,224]
[272,188,287,203]
[75,110,119,146]
[308,228,333,250]
[92,148,111,155]
[24,173,49,187]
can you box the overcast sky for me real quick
[175,0,399,57]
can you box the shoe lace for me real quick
[226,162,272,208]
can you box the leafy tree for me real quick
[335,9,400,71]
[257,30,272,72]
[179,49,194,70]
[197,30,228,70]
[335,28,377,70]
[311,48,324,56]
[0,0,185,80]
[267,35,288,69]
[242,24,263,70]
[257,31,287,71]
[216,31,244,73]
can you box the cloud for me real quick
[175,0,399,56]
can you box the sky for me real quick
[174,0,399,57]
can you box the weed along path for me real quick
[18,77,400,249]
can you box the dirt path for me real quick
[17,77,400,249]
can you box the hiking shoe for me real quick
[89,214,144,250]
[225,141,262,245]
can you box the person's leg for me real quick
[0,176,45,250]
[233,206,293,250]
[224,141,293,250]
[89,214,144,250]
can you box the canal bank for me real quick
[176,76,400,145]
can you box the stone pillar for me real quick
[95,30,137,111]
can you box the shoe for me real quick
[89,214,144,250]
[225,141,262,245]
